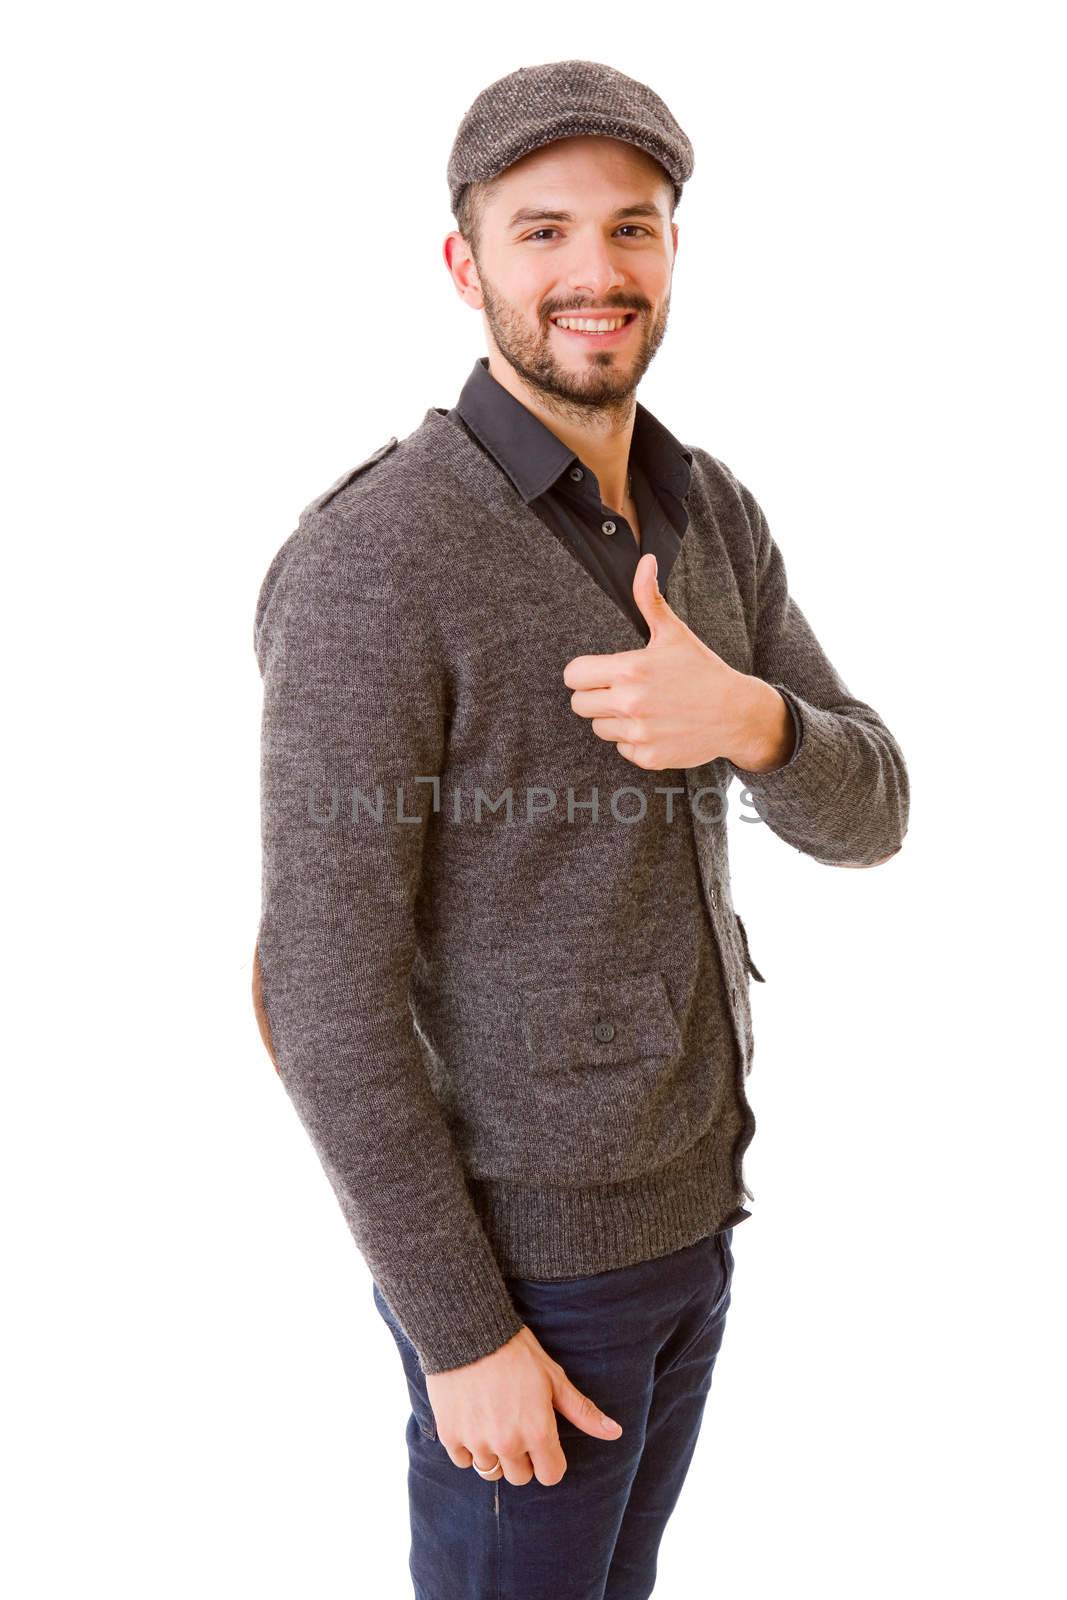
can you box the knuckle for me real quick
[526,1423,557,1448]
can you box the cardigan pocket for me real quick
[733,913,766,984]
[519,970,683,1072]
[513,970,687,1184]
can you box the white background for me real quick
[4,3,1064,1595]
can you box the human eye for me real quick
[522,224,652,243]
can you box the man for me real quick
[252,60,909,1598]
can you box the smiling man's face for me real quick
[455,136,679,413]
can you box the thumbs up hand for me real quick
[562,553,796,774]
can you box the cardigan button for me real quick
[594,1022,616,1042]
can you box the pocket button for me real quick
[594,1021,616,1042]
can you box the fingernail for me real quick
[601,1414,622,1433]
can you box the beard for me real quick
[476,270,670,425]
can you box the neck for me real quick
[484,349,637,512]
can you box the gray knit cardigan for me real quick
[252,405,909,1374]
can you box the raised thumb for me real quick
[632,550,672,643]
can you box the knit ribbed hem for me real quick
[467,1121,749,1282]
[384,1254,529,1377]
[728,683,839,794]
[728,683,906,866]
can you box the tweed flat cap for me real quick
[447,59,694,219]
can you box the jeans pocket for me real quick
[655,1234,734,1382]
[371,1281,438,1441]
[718,1226,734,1289]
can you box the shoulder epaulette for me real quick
[302,436,399,517]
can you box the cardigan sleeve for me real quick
[727,484,910,867]
[253,516,526,1374]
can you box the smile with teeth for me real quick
[551,313,637,336]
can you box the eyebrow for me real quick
[506,202,663,229]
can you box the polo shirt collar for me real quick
[453,356,693,506]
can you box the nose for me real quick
[566,233,627,305]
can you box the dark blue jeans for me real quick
[371,1227,735,1600]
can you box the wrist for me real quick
[726,675,797,774]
